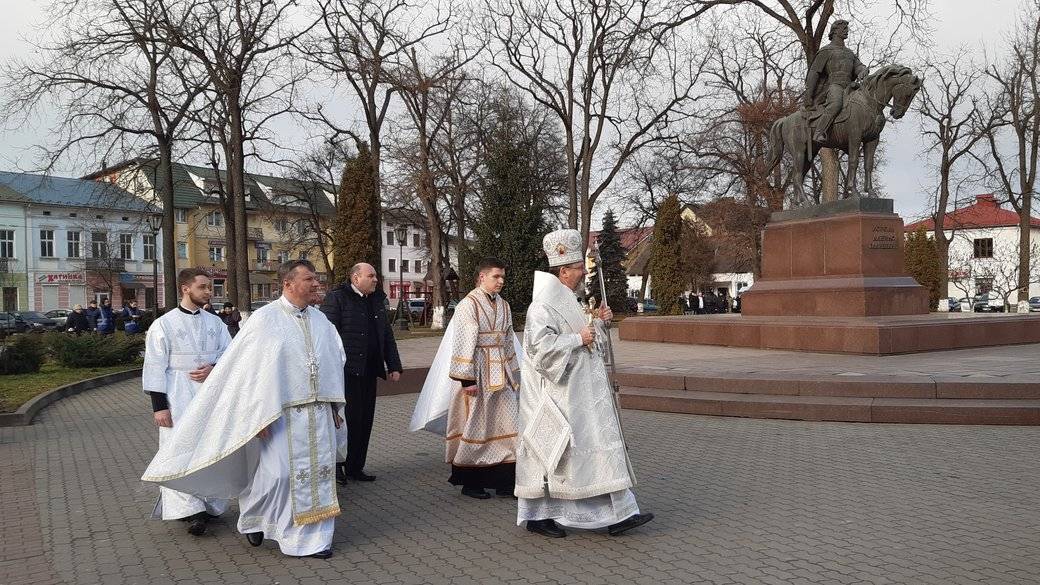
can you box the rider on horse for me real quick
[804,20,868,143]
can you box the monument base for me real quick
[618,313,1040,356]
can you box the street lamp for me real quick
[394,224,410,331]
[145,215,161,312]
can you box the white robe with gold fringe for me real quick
[141,296,347,556]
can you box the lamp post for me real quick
[394,224,410,331]
[146,215,161,312]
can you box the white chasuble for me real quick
[142,308,231,520]
[142,296,346,556]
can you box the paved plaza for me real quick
[3,361,1040,585]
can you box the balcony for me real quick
[86,258,126,272]
[0,258,9,272]
[255,259,278,271]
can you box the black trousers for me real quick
[343,373,379,474]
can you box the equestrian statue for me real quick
[766,19,922,206]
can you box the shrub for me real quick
[52,333,145,368]
[0,335,47,375]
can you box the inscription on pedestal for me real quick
[869,225,897,249]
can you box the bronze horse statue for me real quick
[766,65,922,206]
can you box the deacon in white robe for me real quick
[142,268,232,536]
[142,260,347,558]
[410,258,522,499]
[516,229,654,539]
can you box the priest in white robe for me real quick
[516,229,654,538]
[142,267,232,536]
[410,257,522,499]
[142,260,347,558]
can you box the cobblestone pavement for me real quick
[3,378,1040,585]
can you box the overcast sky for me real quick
[0,0,1024,224]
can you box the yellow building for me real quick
[88,159,336,306]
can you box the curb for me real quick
[0,368,142,427]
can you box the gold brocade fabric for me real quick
[445,291,520,467]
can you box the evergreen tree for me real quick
[333,142,381,285]
[464,101,559,318]
[592,208,630,311]
[647,194,686,315]
[904,225,943,310]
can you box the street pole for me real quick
[394,224,410,331]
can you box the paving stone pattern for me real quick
[2,377,1040,585]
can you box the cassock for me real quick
[410,289,522,492]
[142,296,347,556]
[142,306,232,521]
[515,271,640,529]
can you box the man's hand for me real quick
[461,384,479,397]
[154,409,173,428]
[598,304,613,322]
[332,410,344,429]
[256,425,271,440]
[388,371,401,383]
[580,326,595,347]
[188,364,214,383]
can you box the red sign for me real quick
[37,272,86,284]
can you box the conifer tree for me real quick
[905,225,943,310]
[593,208,630,311]
[333,142,381,285]
[647,194,686,315]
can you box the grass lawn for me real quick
[0,360,142,413]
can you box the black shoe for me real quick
[308,549,333,559]
[526,519,566,538]
[496,488,516,499]
[245,532,264,547]
[187,518,206,536]
[607,513,654,536]
[336,464,348,486]
[346,471,376,482]
[462,486,491,499]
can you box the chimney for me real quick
[976,193,997,207]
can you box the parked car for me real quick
[45,308,72,327]
[249,300,270,311]
[0,312,29,336]
[640,299,658,313]
[972,293,1005,313]
[946,297,961,312]
[407,298,427,318]
[1029,296,1040,312]
[8,311,61,331]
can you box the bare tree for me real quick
[159,0,313,309]
[916,52,991,296]
[949,237,1040,311]
[3,0,210,309]
[484,0,714,242]
[976,0,1040,304]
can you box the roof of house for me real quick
[589,226,654,251]
[0,170,154,212]
[905,194,1040,231]
[83,159,336,215]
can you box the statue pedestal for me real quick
[740,198,929,317]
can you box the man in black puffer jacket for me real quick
[320,262,402,483]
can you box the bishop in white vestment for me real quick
[516,229,654,538]
[142,268,232,536]
[142,261,347,558]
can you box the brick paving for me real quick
[2,371,1040,585]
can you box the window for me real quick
[256,246,269,262]
[386,230,394,245]
[0,230,13,258]
[212,278,225,298]
[143,234,156,261]
[175,208,187,223]
[91,232,108,258]
[414,260,422,274]
[296,221,308,237]
[207,210,223,227]
[273,218,288,232]
[401,259,409,273]
[208,246,225,262]
[176,241,188,259]
[975,276,994,295]
[973,238,994,259]
[119,234,134,260]
[388,258,396,273]
[39,230,54,258]
[67,231,82,258]
[298,251,308,261]
[413,233,420,248]
[277,250,289,263]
